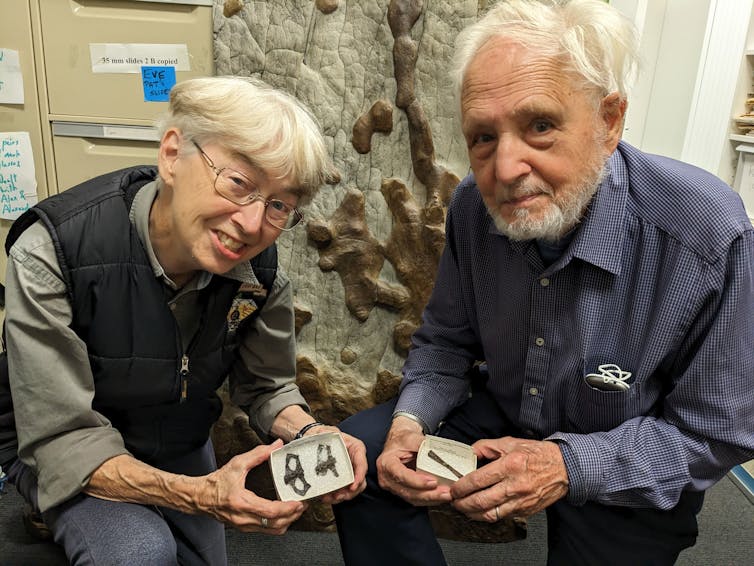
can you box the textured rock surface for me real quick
[212,0,523,542]
[213,0,474,391]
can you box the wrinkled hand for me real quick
[450,437,568,522]
[376,418,452,507]
[200,439,306,534]
[315,427,367,504]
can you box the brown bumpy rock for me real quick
[352,99,394,154]
[315,0,339,15]
[222,0,244,18]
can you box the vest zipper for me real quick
[179,354,189,403]
[173,283,211,403]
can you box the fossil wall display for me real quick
[211,0,523,541]
[214,0,475,410]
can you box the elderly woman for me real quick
[1,76,366,565]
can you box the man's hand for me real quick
[375,417,453,506]
[450,437,568,522]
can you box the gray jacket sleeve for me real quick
[5,221,130,512]
[228,269,310,440]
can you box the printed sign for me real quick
[0,132,37,220]
[90,43,190,74]
[0,48,24,104]
[142,66,176,102]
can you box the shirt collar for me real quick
[569,150,628,275]
[129,181,258,289]
[224,258,260,285]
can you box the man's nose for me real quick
[495,136,532,185]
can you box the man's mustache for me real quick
[496,181,554,205]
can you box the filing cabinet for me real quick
[39,0,214,193]
[39,0,214,123]
[1,0,213,208]
[0,0,49,285]
[50,122,159,190]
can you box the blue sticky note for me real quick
[141,66,176,102]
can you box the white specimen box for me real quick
[51,122,158,191]
[269,432,354,502]
[38,0,214,123]
[416,435,477,485]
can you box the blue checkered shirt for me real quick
[396,141,754,509]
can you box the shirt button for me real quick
[529,387,539,396]
[540,278,550,287]
[170,303,177,311]
[535,337,545,346]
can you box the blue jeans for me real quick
[333,390,703,566]
[9,440,227,566]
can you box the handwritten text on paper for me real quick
[0,132,38,220]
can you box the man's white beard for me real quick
[487,155,608,243]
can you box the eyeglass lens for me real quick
[214,169,301,230]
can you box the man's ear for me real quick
[157,128,182,186]
[600,92,627,152]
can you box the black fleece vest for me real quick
[1,167,277,465]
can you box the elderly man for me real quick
[333,1,754,564]
[0,76,366,565]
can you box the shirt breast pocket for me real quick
[566,362,643,433]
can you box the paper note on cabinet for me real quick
[0,48,24,104]
[0,132,38,220]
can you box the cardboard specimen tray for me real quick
[270,431,354,501]
[416,435,477,485]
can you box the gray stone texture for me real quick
[214,0,476,397]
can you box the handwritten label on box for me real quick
[0,132,38,220]
[0,48,24,104]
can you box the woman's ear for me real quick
[157,128,182,186]
[600,92,627,152]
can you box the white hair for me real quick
[451,0,639,107]
[155,76,339,203]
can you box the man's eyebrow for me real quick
[461,111,492,131]
[510,101,561,121]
